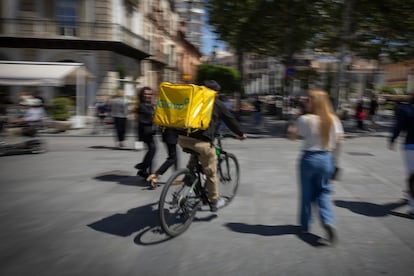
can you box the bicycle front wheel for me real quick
[218,152,240,204]
[158,168,201,237]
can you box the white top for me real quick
[296,114,344,151]
[24,107,46,122]
[110,97,129,118]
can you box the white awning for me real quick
[0,61,94,86]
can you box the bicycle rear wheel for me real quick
[159,168,201,237]
[218,152,240,203]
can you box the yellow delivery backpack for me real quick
[154,82,216,132]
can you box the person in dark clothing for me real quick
[355,101,366,130]
[253,96,263,126]
[177,80,247,212]
[134,87,156,181]
[146,128,178,188]
[389,93,414,217]
[369,94,379,127]
[110,90,129,148]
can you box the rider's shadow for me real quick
[87,202,172,245]
[94,170,152,189]
[224,223,327,247]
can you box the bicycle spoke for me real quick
[159,169,200,237]
[218,153,240,203]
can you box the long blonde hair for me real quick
[308,89,335,149]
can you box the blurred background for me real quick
[0,0,413,130]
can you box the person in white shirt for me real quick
[110,90,130,148]
[288,89,344,245]
[10,97,46,123]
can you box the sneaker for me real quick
[323,224,337,245]
[210,197,227,212]
[137,170,149,179]
[134,163,144,170]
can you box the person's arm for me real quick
[217,100,245,138]
[332,117,344,160]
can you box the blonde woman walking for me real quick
[288,89,344,245]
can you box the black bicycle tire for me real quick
[158,168,201,237]
[218,152,240,204]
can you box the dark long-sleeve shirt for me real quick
[390,102,414,148]
[183,98,244,142]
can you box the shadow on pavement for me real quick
[94,170,152,189]
[224,223,327,247]
[88,202,172,246]
[88,203,219,245]
[334,199,411,218]
[89,145,136,151]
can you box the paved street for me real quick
[0,131,413,275]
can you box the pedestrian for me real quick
[369,94,379,128]
[92,95,109,134]
[389,92,414,218]
[355,101,366,130]
[9,96,46,137]
[253,96,263,127]
[110,90,129,148]
[287,89,344,245]
[177,80,246,212]
[146,127,178,189]
[134,86,156,181]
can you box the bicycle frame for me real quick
[214,134,232,181]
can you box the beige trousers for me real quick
[178,135,218,203]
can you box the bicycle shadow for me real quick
[88,202,219,246]
[93,170,152,189]
[224,223,327,247]
[334,199,412,219]
[87,202,173,245]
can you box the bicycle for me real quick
[158,133,240,237]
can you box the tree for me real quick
[206,0,414,107]
[303,0,414,61]
[206,0,323,92]
[206,0,259,87]
[195,64,241,94]
[312,0,414,108]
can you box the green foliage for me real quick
[50,97,72,121]
[195,64,241,94]
[207,0,322,60]
[207,0,414,62]
[311,0,414,61]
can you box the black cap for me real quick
[204,80,221,91]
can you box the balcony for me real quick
[147,48,169,65]
[0,18,150,59]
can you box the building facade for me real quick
[175,0,204,50]
[0,0,201,114]
[380,59,414,93]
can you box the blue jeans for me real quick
[299,151,335,231]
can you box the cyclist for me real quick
[8,97,46,136]
[177,80,247,212]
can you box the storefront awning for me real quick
[0,61,94,86]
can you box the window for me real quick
[20,0,35,12]
[56,0,78,36]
